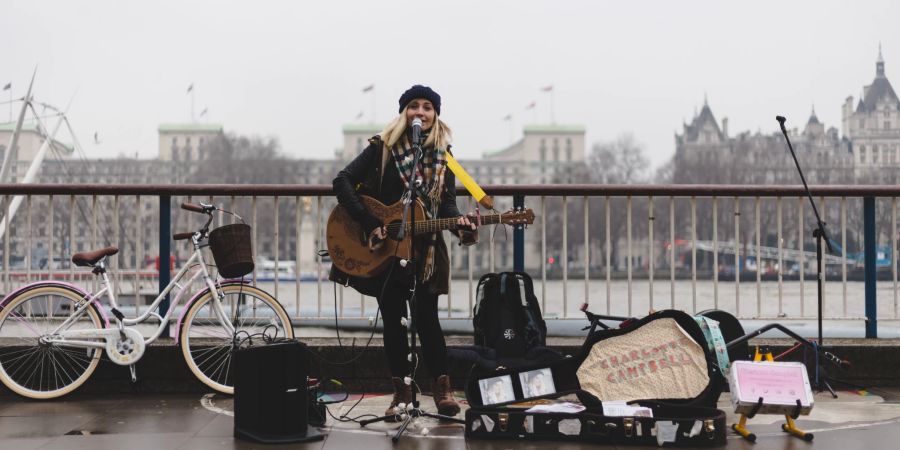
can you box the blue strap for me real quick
[695,316,731,375]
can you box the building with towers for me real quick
[843,45,900,177]
[674,48,894,185]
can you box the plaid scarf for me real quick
[390,133,448,281]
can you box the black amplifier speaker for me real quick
[233,340,325,443]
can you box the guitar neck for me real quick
[413,214,504,233]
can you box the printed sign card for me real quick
[729,361,814,416]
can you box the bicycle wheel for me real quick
[0,286,103,399]
[179,284,294,394]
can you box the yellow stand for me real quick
[731,348,814,442]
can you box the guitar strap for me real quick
[446,153,493,210]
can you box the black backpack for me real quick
[472,272,547,358]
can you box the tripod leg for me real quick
[392,413,414,443]
[825,377,867,391]
[359,412,401,427]
[822,379,837,398]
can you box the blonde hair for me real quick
[380,110,452,150]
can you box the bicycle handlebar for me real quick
[173,232,194,241]
[181,202,208,213]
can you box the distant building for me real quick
[157,123,223,161]
[674,49,896,185]
[475,124,586,184]
[0,121,74,184]
[338,123,383,160]
[336,122,586,184]
[843,46,900,176]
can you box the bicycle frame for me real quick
[45,236,235,350]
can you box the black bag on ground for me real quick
[473,272,547,358]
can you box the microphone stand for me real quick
[360,127,463,441]
[777,116,846,397]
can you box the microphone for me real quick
[411,118,423,145]
[775,115,787,133]
[823,351,852,370]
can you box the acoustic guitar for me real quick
[327,195,535,278]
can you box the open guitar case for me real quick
[464,310,727,447]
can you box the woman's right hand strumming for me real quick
[368,226,387,251]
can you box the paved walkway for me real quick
[2,388,900,449]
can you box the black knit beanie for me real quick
[398,85,441,115]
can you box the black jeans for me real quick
[377,283,448,378]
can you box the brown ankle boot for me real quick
[432,375,460,417]
[385,377,412,422]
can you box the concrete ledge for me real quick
[1,337,897,397]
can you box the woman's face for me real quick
[405,98,436,131]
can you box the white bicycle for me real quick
[0,202,293,399]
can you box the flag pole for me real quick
[542,85,555,124]
[550,88,556,124]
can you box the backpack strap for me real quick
[516,273,544,348]
[473,273,493,317]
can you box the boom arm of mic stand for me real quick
[725,323,849,369]
[777,116,834,254]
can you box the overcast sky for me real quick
[2,1,898,169]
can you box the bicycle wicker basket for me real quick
[208,223,254,278]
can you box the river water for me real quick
[260,278,898,322]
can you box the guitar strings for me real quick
[382,214,504,233]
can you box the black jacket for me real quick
[329,136,461,297]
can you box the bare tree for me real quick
[587,133,651,185]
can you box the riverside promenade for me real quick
[3,388,900,449]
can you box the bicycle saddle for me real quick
[72,246,119,267]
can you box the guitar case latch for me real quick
[498,413,509,432]
[623,417,635,437]
[704,419,716,438]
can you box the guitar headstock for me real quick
[500,208,535,226]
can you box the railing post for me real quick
[159,195,171,337]
[514,194,525,272]
[864,196,877,338]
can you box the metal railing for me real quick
[0,184,897,337]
